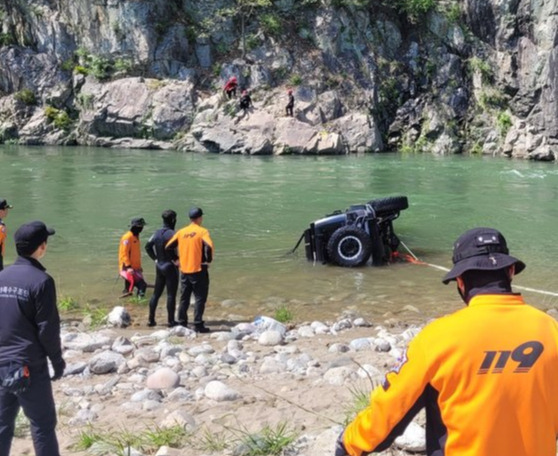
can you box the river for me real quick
[2,145,558,324]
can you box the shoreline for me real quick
[12,310,426,456]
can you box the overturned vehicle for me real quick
[301,196,409,267]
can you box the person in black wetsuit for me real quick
[145,210,179,327]
[286,88,294,117]
[239,90,253,114]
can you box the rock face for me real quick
[0,0,557,159]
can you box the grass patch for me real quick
[274,305,293,324]
[58,296,79,312]
[343,382,371,424]
[230,422,297,456]
[127,295,148,306]
[196,427,230,452]
[82,304,107,328]
[44,106,73,130]
[289,74,302,86]
[497,111,512,137]
[73,424,189,455]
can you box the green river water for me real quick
[2,145,558,324]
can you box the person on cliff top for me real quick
[144,210,179,328]
[286,88,294,117]
[0,199,13,271]
[239,89,253,115]
[0,221,65,456]
[223,76,238,99]
[165,207,214,333]
[336,227,558,456]
[118,217,148,298]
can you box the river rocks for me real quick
[33,315,436,456]
[394,422,427,452]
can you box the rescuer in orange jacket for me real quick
[0,198,13,271]
[165,207,214,333]
[336,227,558,456]
[118,217,147,297]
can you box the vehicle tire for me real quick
[368,196,408,216]
[327,226,372,267]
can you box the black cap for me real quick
[189,207,203,219]
[442,227,525,284]
[0,199,13,210]
[130,217,146,228]
[14,221,55,256]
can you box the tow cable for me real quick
[398,240,558,298]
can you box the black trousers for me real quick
[178,266,209,326]
[286,103,294,116]
[0,362,59,456]
[148,262,178,324]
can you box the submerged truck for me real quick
[301,196,409,267]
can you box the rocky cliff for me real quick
[0,0,556,159]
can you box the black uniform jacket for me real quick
[145,227,176,267]
[0,256,63,367]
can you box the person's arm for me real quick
[119,236,133,270]
[145,233,157,262]
[202,230,214,264]
[33,277,64,368]
[341,334,431,456]
[165,232,179,262]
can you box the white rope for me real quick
[400,241,558,298]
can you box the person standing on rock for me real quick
[239,89,253,115]
[0,221,65,456]
[223,76,238,99]
[336,227,558,456]
[286,88,294,117]
[165,207,214,333]
[145,210,179,327]
[0,199,13,271]
[118,217,148,298]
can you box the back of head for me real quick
[162,209,177,228]
[189,207,203,220]
[15,220,55,257]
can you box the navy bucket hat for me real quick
[442,227,525,284]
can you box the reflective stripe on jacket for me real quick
[166,223,213,274]
[343,294,558,456]
[118,231,142,270]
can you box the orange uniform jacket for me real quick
[0,221,6,257]
[166,223,213,274]
[343,294,558,456]
[118,231,142,271]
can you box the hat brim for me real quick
[442,253,525,284]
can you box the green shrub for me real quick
[497,111,512,137]
[395,0,436,22]
[230,422,297,456]
[260,13,281,36]
[289,74,302,86]
[114,58,132,73]
[0,32,15,46]
[60,59,75,71]
[44,106,72,130]
[469,56,493,84]
[14,89,37,105]
[245,33,260,51]
[74,65,89,75]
